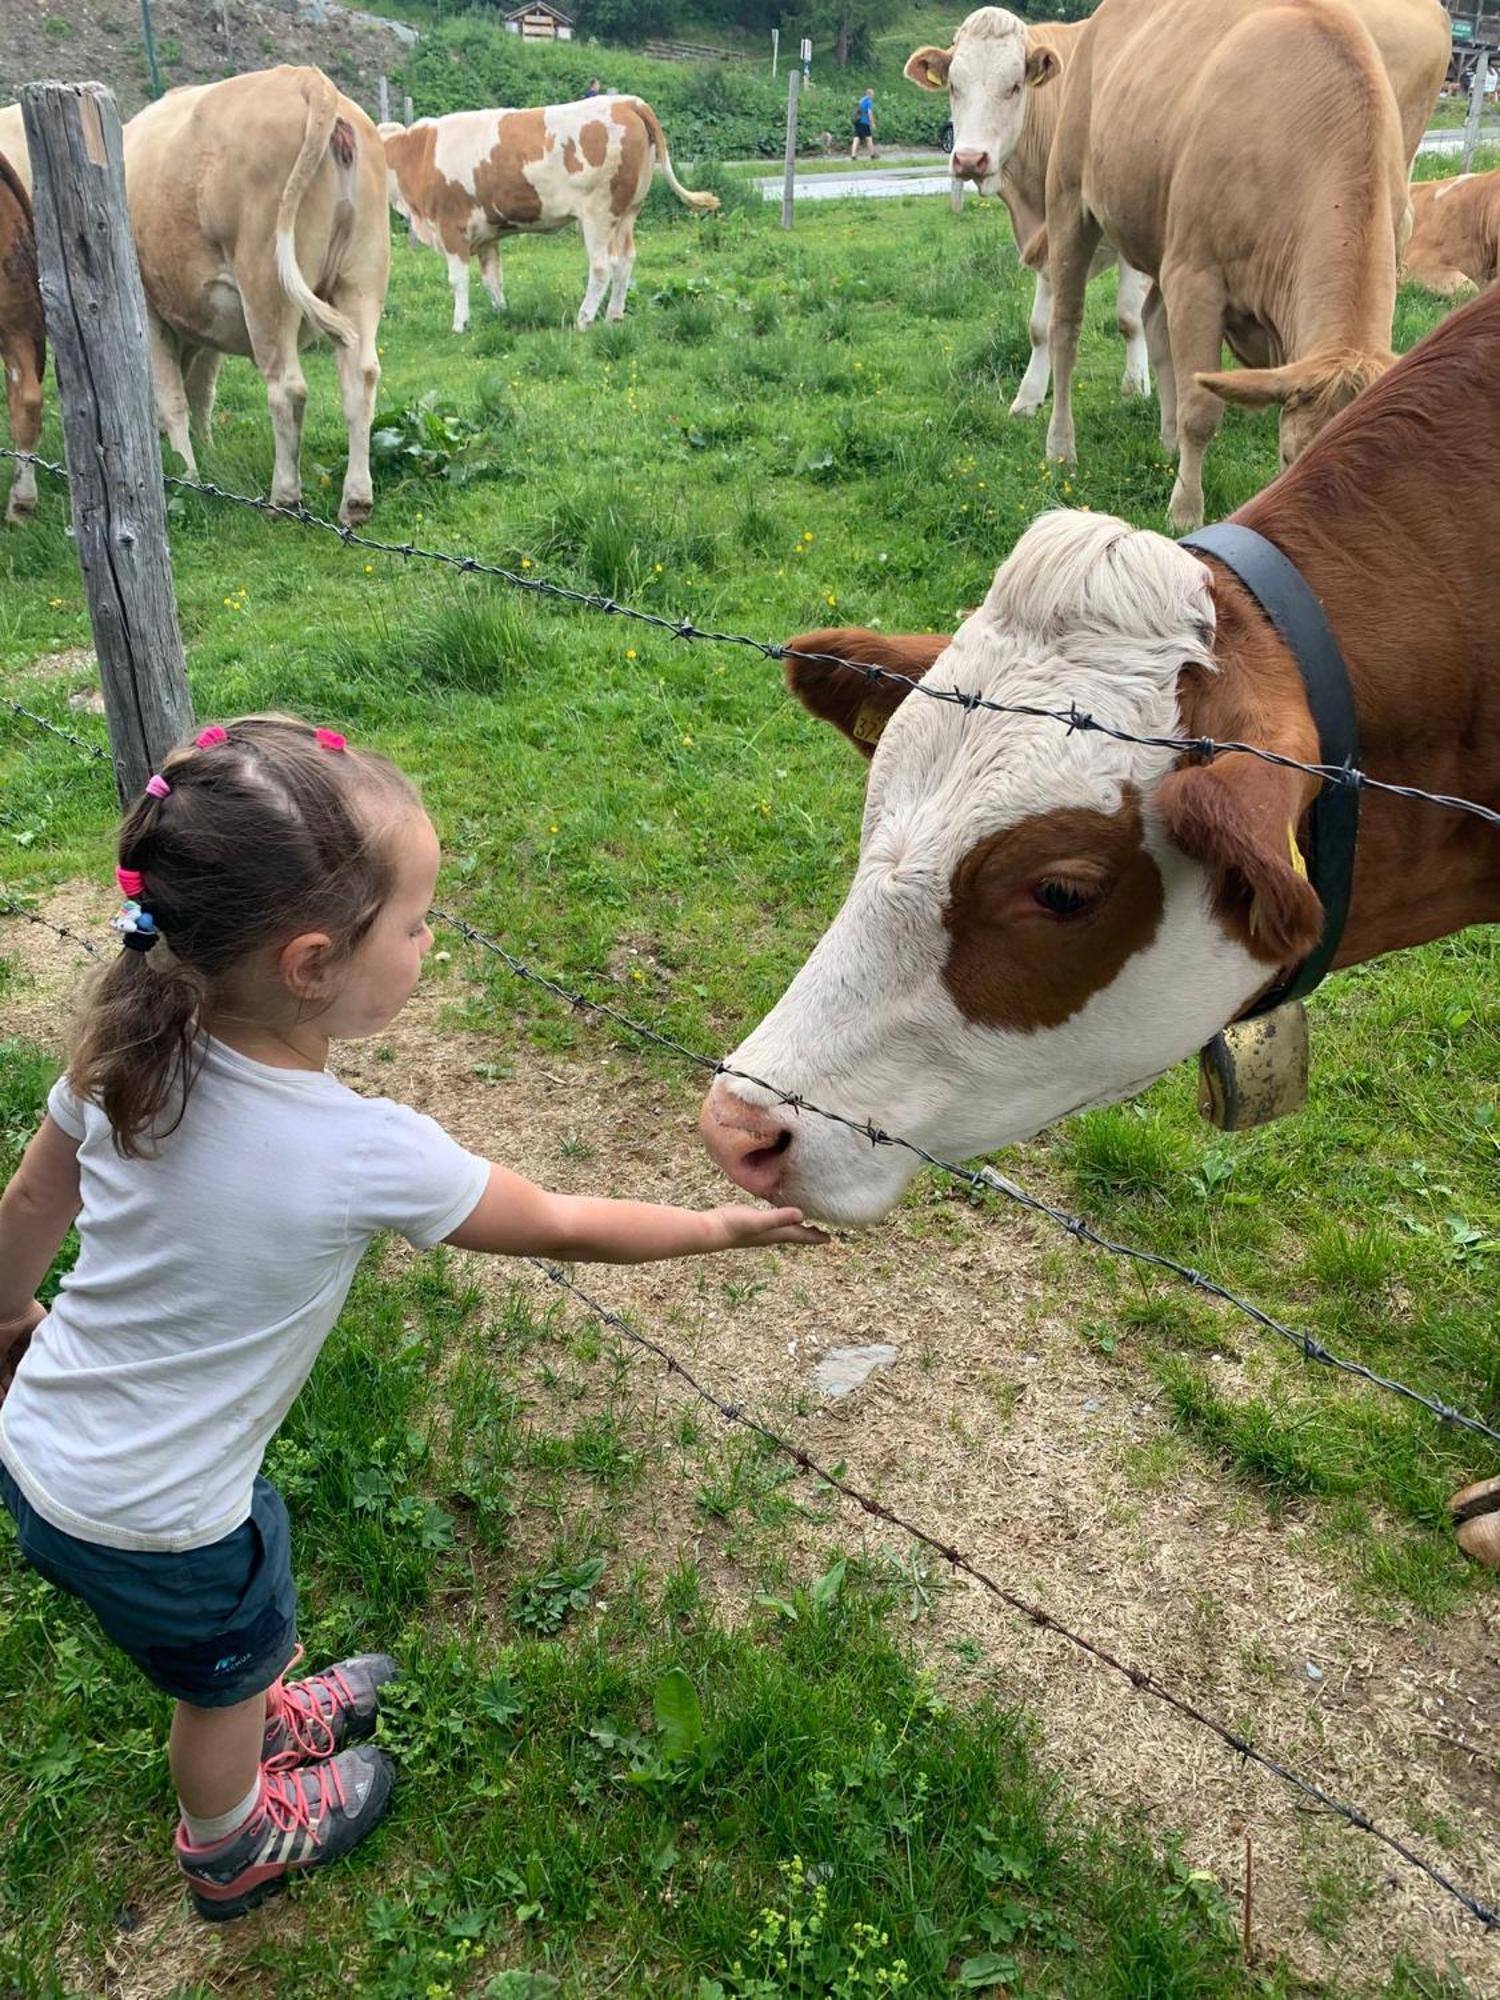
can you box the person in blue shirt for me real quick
[850,87,876,161]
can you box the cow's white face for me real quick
[906,8,1055,197]
[700,512,1323,1225]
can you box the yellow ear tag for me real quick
[851,698,889,747]
[1286,822,1308,881]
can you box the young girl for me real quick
[0,715,823,1922]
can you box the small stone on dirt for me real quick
[814,1342,897,1398]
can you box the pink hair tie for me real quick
[314,728,347,753]
[115,866,144,897]
[195,725,228,749]
[145,774,171,799]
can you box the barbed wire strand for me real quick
[0,891,99,959]
[434,908,1500,1450]
[530,1256,1500,1934]
[5,448,1498,831]
[3,695,112,766]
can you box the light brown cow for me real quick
[905,14,1152,416]
[1045,0,1416,532]
[123,66,389,527]
[1404,170,1500,293]
[379,96,719,334]
[0,108,28,195]
[0,149,43,525]
[700,286,1500,1226]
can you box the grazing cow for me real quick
[904,12,1153,417]
[0,150,43,525]
[1044,0,1416,532]
[1404,170,1500,293]
[378,96,719,334]
[123,66,389,527]
[699,287,1500,1225]
[0,107,28,194]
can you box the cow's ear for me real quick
[903,45,953,90]
[1153,753,1325,965]
[1025,39,1062,87]
[783,629,948,760]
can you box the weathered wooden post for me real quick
[1462,50,1490,172]
[403,93,414,128]
[378,73,391,125]
[22,83,194,804]
[950,176,965,215]
[781,68,801,231]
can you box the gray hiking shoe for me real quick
[175,1746,395,1921]
[261,1647,400,1772]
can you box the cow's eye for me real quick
[1033,878,1102,918]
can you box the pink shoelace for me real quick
[256,1754,347,1840]
[263,1646,359,1773]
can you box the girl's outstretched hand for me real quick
[703,1205,830,1250]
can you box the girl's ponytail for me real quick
[70,945,205,1160]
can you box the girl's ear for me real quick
[278,931,335,998]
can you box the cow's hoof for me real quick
[1120,372,1150,400]
[1008,396,1043,419]
[339,495,374,529]
[1045,436,1076,466]
[269,486,302,515]
[1168,486,1203,534]
[4,497,35,526]
[1452,1476,1500,1568]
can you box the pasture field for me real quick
[0,189,1496,1995]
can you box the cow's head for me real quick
[1199,348,1395,469]
[904,6,1060,196]
[700,512,1326,1224]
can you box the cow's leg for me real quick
[444,251,472,334]
[576,214,612,331]
[1143,285,1176,451]
[1010,269,1053,418]
[1115,263,1152,401]
[147,309,197,477]
[1161,269,1228,534]
[1043,195,1102,464]
[184,347,224,442]
[240,283,308,512]
[477,241,506,314]
[328,292,382,529]
[2,332,42,523]
[605,217,636,322]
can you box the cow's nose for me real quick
[699,1084,796,1199]
[951,148,990,181]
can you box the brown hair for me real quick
[71,715,421,1158]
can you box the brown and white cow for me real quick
[1403,170,1500,294]
[123,66,389,527]
[700,286,1500,1225]
[904,11,1153,417]
[379,96,719,335]
[0,148,43,525]
[1043,0,1439,530]
[0,108,28,195]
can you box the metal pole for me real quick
[950,176,965,215]
[771,27,779,79]
[781,68,800,231]
[21,83,194,801]
[1462,49,1489,171]
[377,74,391,125]
[139,0,163,98]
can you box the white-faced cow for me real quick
[0,108,28,195]
[379,96,719,335]
[0,149,43,526]
[903,11,1152,417]
[700,287,1500,1225]
[1043,0,1447,529]
[1404,169,1500,295]
[123,66,390,527]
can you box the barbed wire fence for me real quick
[3,455,1499,1933]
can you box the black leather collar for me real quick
[1178,522,1360,1020]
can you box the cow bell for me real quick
[1197,1001,1310,1131]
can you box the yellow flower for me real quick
[520,557,532,569]
[549,822,559,833]
[681,733,694,747]
[626,648,637,660]
[825,592,837,608]
[363,563,374,574]
[802,530,814,543]
[653,562,663,573]
[47,597,63,609]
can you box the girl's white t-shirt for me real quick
[0,1038,490,1553]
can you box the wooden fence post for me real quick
[1462,49,1490,172]
[378,73,391,124]
[950,176,965,215]
[403,93,414,127]
[22,83,194,804]
[781,68,801,231]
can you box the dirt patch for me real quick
[0,0,416,125]
[6,883,1499,1992]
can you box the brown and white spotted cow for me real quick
[123,66,390,527]
[1404,170,1500,295]
[700,286,1500,1225]
[378,96,719,334]
[0,148,43,525]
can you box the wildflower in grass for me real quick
[549,823,559,834]
[825,592,837,608]
[626,648,637,660]
[48,596,63,609]
[803,530,814,543]
[362,563,374,575]
[654,562,663,573]
[520,557,532,569]
[681,733,694,747]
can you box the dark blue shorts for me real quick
[0,1463,298,1707]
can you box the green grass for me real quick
[1,190,1496,1986]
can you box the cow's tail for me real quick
[0,151,44,382]
[632,100,720,213]
[274,68,359,347]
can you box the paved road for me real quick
[750,127,1499,204]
